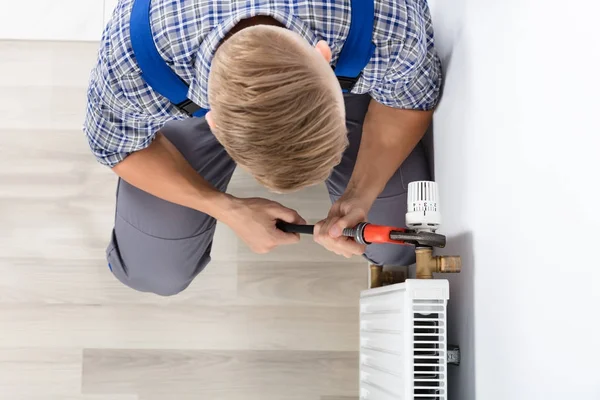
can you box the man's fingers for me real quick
[316,227,366,255]
[341,236,366,255]
[275,230,301,245]
[334,240,364,258]
[329,209,366,238]
[332,237,365,257]
[329,223,343,238]
[322,216,339,233]
[313,220,325,238]
[272,204,306,225]
[315,208,367,259]
[316,217,339,244]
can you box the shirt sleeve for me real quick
[370,9,443,110]
[82,77,181,168]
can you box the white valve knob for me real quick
[406,181,441,232]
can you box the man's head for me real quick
[207,24,347,193]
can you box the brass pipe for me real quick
[415,247,462,279]
[369,265,408,288]
[369,265,384,288]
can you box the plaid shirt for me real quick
[84,0,442,167]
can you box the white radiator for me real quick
[359,279,449,400]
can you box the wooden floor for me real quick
[0,41,365,400]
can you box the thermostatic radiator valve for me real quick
[406,181,441,233]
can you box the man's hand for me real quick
[314,192,374,258]
[222,197,306,254]
[314,100,432,259]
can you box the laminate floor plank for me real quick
[237,261,366,307]
[0,258,237,305]
[0,348,82,397]
[7,396,138,400]
[321,397,360,400]
[0,304,359,351]
[82,349,358,399]
[0,258,365,307]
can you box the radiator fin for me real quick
[413,300,446,400]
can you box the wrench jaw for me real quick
[389,230,447,248]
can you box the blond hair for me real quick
[208,25,348,193]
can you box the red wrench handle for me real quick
[363,224,408,245]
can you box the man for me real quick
[84,0,442,296]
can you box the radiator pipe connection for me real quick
[415,247,462,279]
[369,265,408,288]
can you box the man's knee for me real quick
[365,243,416,266]
[109,250,212,297]
[141,263,205,297]
[107,223,215,296]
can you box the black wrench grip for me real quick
[275,221,315,235]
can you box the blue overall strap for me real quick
[129,0,374,115]
[129,0,207,117]
[335,0,376,93]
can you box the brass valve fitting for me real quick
[415,247,462,279]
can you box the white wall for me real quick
[0,0,117,41]
[428,0,600,399]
